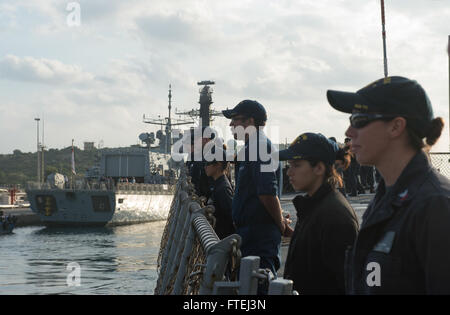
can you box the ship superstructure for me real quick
[26,82,220,226]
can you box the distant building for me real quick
[84,142,95,151]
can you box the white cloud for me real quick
[0,0,449,154]
[0,55,95,85]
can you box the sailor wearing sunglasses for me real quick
[327,76,450,294]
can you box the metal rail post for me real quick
[268,279,295,295]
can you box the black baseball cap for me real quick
[278,133,339,165]
[327,76,434,137]
[222,100,267,123]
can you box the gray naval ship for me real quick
[26,82,219,226]
[26,147,180,226]
[25,83,218,226]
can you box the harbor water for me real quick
[0,196,368,295]
[0,221,166,295]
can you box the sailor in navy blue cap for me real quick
[222,99,267,133]
[279,132,358,294]
[204,144,235,240]
[327,76,450,294]
[222,99,286,295]
[185,126,217,199]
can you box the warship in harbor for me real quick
[26,82,220,226]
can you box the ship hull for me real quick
[26,186,174,227]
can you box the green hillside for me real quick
[0,147,101,187]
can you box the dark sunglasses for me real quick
[349,113,397,129]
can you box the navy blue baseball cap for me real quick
[327,76,434,138]
[222,100,267,123]
[278,133,339,165]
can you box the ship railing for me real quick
[115,183,174,195]
[25,181,113,191]
[25,181,176,194]
[154,167,296,295]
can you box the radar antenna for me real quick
[143,84,194,153]
[175,80,223,127]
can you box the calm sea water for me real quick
[0,221,166,295]
[0,199,367,295]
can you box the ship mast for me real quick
[167,85,172,154]
[143,85,194,154]
[176,80,223,127]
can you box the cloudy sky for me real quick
[0,0,449,154]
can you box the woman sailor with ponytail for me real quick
[327,76,450,294]
[279,133,359,294]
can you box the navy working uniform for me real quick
[222,99,282,294]
[187,160,213,199]
[285,183,358,294]
[326,76,450,294]
[185,127,216,199]
[210,174,235,239]
[279,132,358,294]
[344,154,363,196]
[232,131,281,275]
[345,151,450,294]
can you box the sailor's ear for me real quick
[313,161,326,176]
[388,117,407,139]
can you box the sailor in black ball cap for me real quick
[185,126,217,199]
[327,76,450,294]
[203,143,235,240]
[222,99,287,295]
[279,132,359,294]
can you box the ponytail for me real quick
[306,158,344,189]
[407,117,444,151]
[425,117,444,147]
[326,165,344,188]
